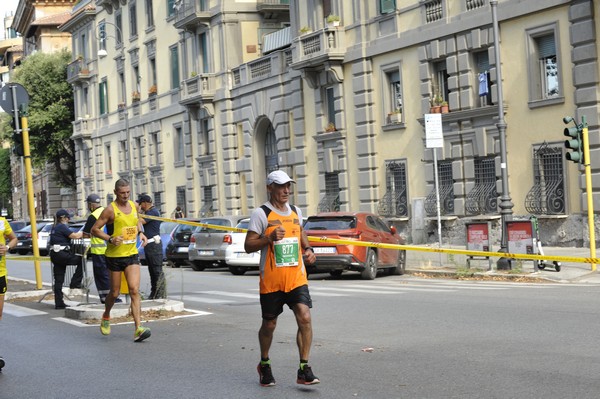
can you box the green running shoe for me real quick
[134,326,151,342]
[100,318,111,335]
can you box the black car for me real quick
[165,219,203,268]
[11,222,52,255]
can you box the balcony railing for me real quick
[257,0,290,14]
[232,50,292,87]
[290,27,345,70]
[72,117,95,139]
[66,58,92,84]
[180,73,216,105]
[174,0,210,30]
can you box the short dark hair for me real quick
[115,178,130,190]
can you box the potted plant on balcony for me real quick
[430,94,443,113]
[388,107,402,124]
[132,91,141,102]
[299,26,312,35]
[148,85,157,96]
[325,122,336,132]
[441,100,449,114]
[326,14,341,27]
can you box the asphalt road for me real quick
[3,259,600,398]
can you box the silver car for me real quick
[188,215,249,271]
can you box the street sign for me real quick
[0,83,29,112]
[425,113,443,148]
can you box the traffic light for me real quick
[563,116,583,164]
[10,114,23,157]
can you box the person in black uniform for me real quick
[138,194,165,299]
[49,209,84,309]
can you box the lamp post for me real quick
[97,22,134,198]
[490,0,514,269]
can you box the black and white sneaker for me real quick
[297,365,320,385]
[257,363,276,387]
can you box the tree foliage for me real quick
[0,147,13,217]
[11,50,76,188]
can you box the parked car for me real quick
[165,219,203,268]
[9,220,27,232]
[303,212,406,280]
[139,221,178,265]
[11,221,52,255]
[188,215,249,272]
[225,218,260,275]
[37,223,54,256]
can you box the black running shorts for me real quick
[260,284,312,320]
[106,255,140,272]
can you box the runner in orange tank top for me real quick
[245,170,320,387]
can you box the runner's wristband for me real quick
[304,247,314,253]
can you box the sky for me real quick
[0,0,19,40]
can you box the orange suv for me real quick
[303,212,405,279]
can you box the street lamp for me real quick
[97,21,134,198]
[490,0,514,269]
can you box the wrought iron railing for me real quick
[524,143,565,215]
[466,157,497,215]
[378,161,408,217]
[425,160,454,216]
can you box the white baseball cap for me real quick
[266,170,296,185]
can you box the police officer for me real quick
[82,194,116,304]
[138,194,165,299]
[49,209,84,309]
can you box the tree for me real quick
[0,148,13,217]
[11,50,76,188]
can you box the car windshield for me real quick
[160,222,178,235]
[198,218,231,233]
[40,224,54,233]
[304,217,357,230]
[236,220,250,230]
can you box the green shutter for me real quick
[380,0,395,14]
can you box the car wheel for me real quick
[229,266,246,275]
[190,261,206,271]
[390,250,406,275]
[18,249,29,255]
[329,270,343,278]
[361,249,378,280]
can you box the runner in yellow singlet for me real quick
[0,217,18,371]
[91,179,151,342]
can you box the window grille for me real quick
[524,143,565,215]
[176,186,186,215]
[318,172,341,212]
[465,157,497,215]
[378,161,408,217]
[424,160,454,216]
[264,124,278,175]
[200,186,214,217]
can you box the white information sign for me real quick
[425,113,443,148]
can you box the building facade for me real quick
[66,0,598,246]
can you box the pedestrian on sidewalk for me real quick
[244,170,319,387]
[138,194,166,299]
[92,179,151,342]
[82,194,121,304]
[171,206,184,219]
[49,209,84,309]
[0,216,18,371]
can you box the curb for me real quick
[65,299,185,320]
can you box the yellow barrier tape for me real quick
[140,214,597,265]
[6,256,51,262]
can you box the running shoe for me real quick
[257,363,276,387]
[0,355,5,371]
[100,318,111,335]
[134,326,151,342]
[297,365,320,385]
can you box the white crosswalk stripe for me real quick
[3,303,47,317]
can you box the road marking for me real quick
[196,290,259,299]
[3,303,47,317]
[310,287,404,294]
[179,296,235,304]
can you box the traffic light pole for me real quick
[10,87,42,288]
[581,117,596,271]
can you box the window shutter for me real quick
[536,35,556,58]
[380,0,396,14]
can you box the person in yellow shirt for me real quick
[0,216,19,371]
[244,170,318,387]
[91,179,151,342]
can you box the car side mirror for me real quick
[390,226,397,235]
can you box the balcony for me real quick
[174,0,210,30]
[66,58,93,84]
[72,117,95,140]
[232,49,292,87]
[290,27,346,86]
[180,73,216,106]
[257,0,290,17]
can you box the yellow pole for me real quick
[20,113,43,288]
[582,123,596,271]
